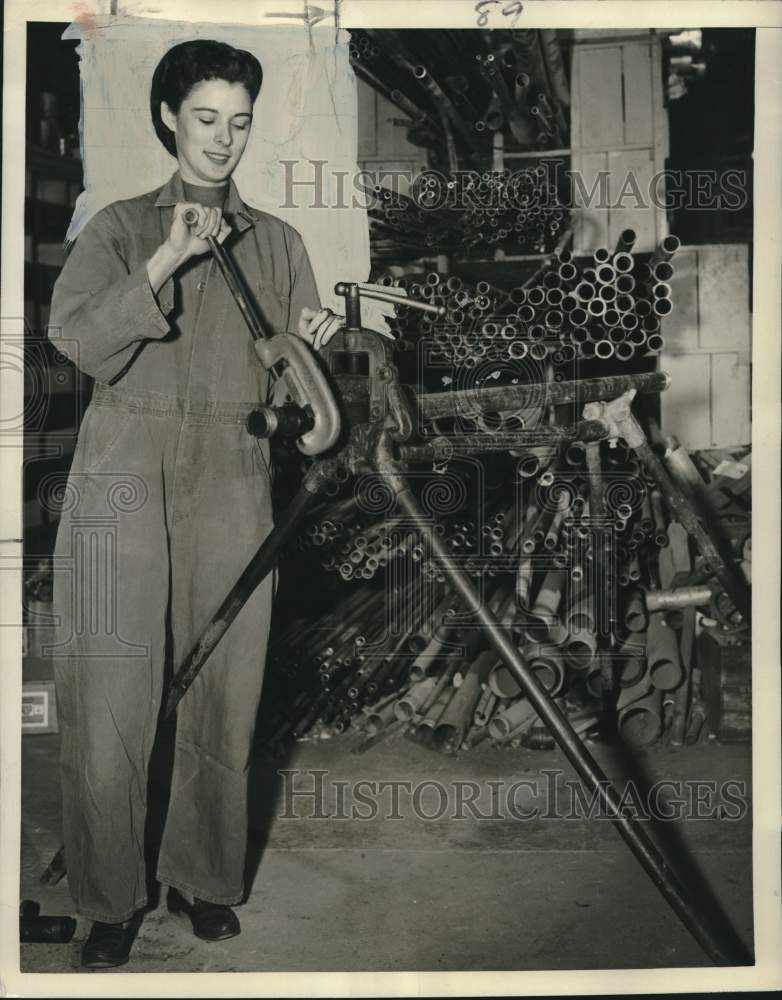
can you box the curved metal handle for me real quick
[254,334,341,456]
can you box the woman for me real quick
[49,39,342,968]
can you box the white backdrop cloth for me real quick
[62,16,384,323]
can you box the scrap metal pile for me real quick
[378,231,677,364]
[259,430,750,756]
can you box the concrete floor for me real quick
[19,729,752,973]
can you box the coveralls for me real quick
[48,171,320,923]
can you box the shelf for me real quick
[26,145,83,182]
[501,148,572,160]
[25,199,75,243]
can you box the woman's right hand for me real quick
[147,203,232,294]
[165,202,232,265]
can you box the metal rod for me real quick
[351,283,446,317]
[181,208,270,341]
[416,372,671,422]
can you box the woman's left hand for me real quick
[297,307,345,352]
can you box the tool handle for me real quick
[182,206,340,455]
[335,282,446,318]
[182,207,269,340]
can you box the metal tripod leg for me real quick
[373,428,749,967]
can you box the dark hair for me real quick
[150,40,263,156]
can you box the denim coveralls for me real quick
[49,171,319,922]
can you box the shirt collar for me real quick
[154,171,258,232]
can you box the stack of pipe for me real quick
[377,233,681,364]
[349,28,570,166]
[475,45,568,149]
[264,431,747,753]
[368,168,570,261]
[261,568,602,753]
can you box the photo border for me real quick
[2,1,780,995]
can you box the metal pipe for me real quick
[488,696,537,741]
[647,612,684,691]
[595,340,615,359]
[416,655,459,716]
[407,626,448,678]
[565,632,598,668]
[646,586,713,612]
[624,590,648,632]
[516,557,534,609]
[474,685,498,727]
[363,698,401,738]
[387,87,445,138]
[416,372,671,422]
[525,644,567,696]
[588,299,606,319]
[413,64,482,152]
[525,568,566,635]
[619,654,647,689]
[615,229,637,253]
[618,688,664,747]
[416,678,458,736]
[566,591,595,634]
[478,53,534,145]
[537,29,571,108]
[618,427,750,622]
[433,649,495,750]
[670,606,695,746]
[395,676,438,720]
[653,234,681,264]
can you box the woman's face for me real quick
[161,78,253,186]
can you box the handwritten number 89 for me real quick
[475,0,524,28]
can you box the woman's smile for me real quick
[161,79,253,186]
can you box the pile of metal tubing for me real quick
[368,167,570,261]
[348,28,570,163]
[263,432,739,755]
[376,232,681,365]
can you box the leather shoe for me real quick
[81,915,140,969]
[167,887,240,941]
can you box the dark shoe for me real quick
[167,887,240,941]
[81,916,140,969]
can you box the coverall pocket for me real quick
[74,405,135,474]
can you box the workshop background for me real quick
[21,25,753,972]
